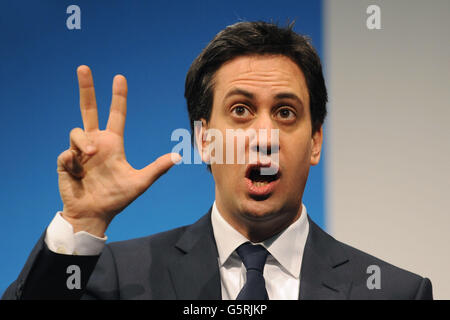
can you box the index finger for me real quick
[77,65,99,132]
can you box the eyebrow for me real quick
[223,88,304,106]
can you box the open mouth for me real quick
[246,165,280,185]
[245,163,281,197]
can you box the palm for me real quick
[59,131,132,218]
[57,66,179,233]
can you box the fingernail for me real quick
[172,153,182,164]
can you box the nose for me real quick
[249,113,280,157]
[252,112,275,132]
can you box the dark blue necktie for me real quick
[236,242,269,300]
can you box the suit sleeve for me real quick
[413,277,433,300]
[1,230,100,300]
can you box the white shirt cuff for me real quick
[44,212,107,255]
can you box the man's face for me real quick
[200,54,323,238]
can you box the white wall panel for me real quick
[325,0,450,299]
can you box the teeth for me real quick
[253,181,269,187]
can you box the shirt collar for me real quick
[211,201,309,278]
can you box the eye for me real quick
[275,107,296,121]
[231,105,251,118]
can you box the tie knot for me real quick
[236,242,269,272]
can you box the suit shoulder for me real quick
[339,239,431,299]
[340,238,422,279]
[310,221,431,299]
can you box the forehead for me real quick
[212,54,309,104]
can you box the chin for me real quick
[238,196,283,222]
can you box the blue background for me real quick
[0,0,324,296]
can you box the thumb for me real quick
[138,153,182,189]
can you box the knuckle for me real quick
[57,150,68,162]
[57,151,70,170]
[70,127,83,138]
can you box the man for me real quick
[2,21,432,300]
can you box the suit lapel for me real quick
[168,209,222,299]
[299,216,353,300]
[168,208,352,300]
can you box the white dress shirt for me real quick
[45,202,309,300]
[211,202,309,300]
[45,212,107,255]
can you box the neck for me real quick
[215,199,302,243]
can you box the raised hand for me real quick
[56,66,180,237]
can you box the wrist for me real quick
[60,211,109,238]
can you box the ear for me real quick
[310,126,323,166]
[194,118,211,163]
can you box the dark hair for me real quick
[184,20,327,141]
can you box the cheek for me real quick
[281,138,312,180]
[212,163,241,188]
[282,131,311,160]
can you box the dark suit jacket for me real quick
[2,208,432,300]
